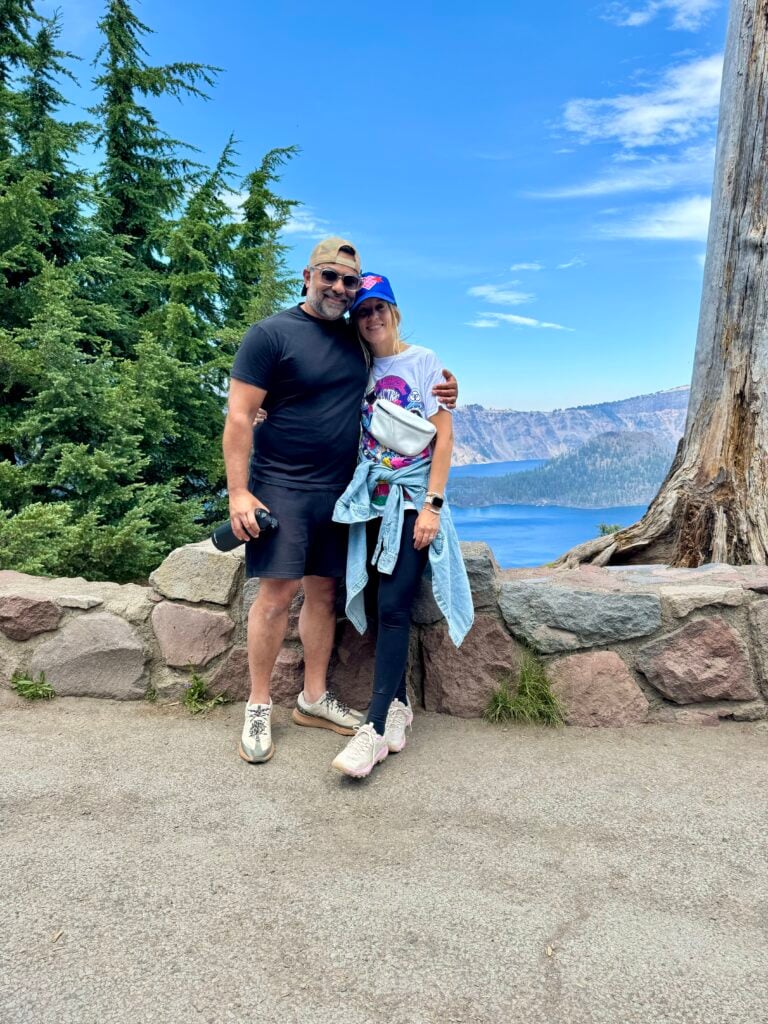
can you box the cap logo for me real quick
[360,274,383,290]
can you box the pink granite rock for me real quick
[30,612,145,698]
[649,707,722,727]
[636,616,757,703]
[208,645,250,701]
[422,614,524,718]
[0,595,62,641]
[151,602,234,667]
[547,651,649,727]
[270,647,304,707]
[748,599,768,688]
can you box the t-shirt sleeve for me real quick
[421,350,451,419]
[230,323,279,391]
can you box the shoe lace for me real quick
[344,726,374,757]
[247,706,269,738]
[386,701,410,731]
[322,689,351,716]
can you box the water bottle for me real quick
[211,510,279,551]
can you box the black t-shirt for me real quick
[230,305,368,491]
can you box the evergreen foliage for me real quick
[450,431,676,509]
[0,0,300,582]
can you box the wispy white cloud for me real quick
[695,251,707,267]
[281,208,332,238]
[604,0,721,31]
[603,195,711,239]
[220,189,247,220]
[467,284,534,305]
[564,54,722,148]
[509,262,543,271]
[467,312,574,331]
[557,256,587,269]
[533,144,715,198]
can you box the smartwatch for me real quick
[424,492,444,510]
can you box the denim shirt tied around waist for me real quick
[332,458,474,647]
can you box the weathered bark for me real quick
[558,0,768,569]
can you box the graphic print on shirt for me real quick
[361,373,432,508]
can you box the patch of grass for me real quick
[182,671,229,715]
[144,683,158,704]
[11,670,55,701]
[597,522,622,535]
[485,650,564,727]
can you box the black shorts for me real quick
[244,480,349,580]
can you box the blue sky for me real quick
[43,0,728,410]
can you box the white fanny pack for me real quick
[366,374,437,457]
[369,398,437,457]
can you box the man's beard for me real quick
[305,284,351,320]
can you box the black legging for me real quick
[364,511,429,735]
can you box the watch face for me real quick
[431,495,444,509]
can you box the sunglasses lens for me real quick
[317,269,360,290]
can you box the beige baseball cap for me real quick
[308,236,361,273]
[301,236,362,296]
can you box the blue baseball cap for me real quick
[350,273,397,313]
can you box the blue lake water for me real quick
[452,459,547,478]
[450,503,647,569]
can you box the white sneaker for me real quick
[292,689,365,736]
[384,699,414,753]
[331,724,388,778]
[239,702,274,763]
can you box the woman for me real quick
[331,274,474,778]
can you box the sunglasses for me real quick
[311,266,361,290]
[356,301,390,320]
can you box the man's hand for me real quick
[432,368,458,410]
[229,489,271,542]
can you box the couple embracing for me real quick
[223,237,473,778]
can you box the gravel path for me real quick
[1,696,766,1024]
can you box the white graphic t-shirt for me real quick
[360,345,450,510]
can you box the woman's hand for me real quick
[413,507,441,550]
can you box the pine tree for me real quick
[15,13,91,267]
[91,0,218,283]
[0,0,302,581]
[227,146,300,326]
[0,0,35,158]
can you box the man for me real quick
[223,237,456,763]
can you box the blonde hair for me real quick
[354,301,405,362]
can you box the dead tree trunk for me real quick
[557,0,768,569]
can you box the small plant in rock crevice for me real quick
[485,650,564,727]
[182,671,229,715]
[11,670,56,701]
[597,522,622,536]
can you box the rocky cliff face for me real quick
[452,386,689,464]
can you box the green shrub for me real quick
[597,522,622,535]
[182,671,228,715]
[485,650,564,726]
[11,670,56,701]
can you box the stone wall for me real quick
[2,542,768,726]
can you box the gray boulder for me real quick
[30,612,146,699]
[150,540,244,606]
[499,580,661,653]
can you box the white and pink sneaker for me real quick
[384,699,414,753]
[331,724,388,778]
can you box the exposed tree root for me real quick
[555,444,768,568]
